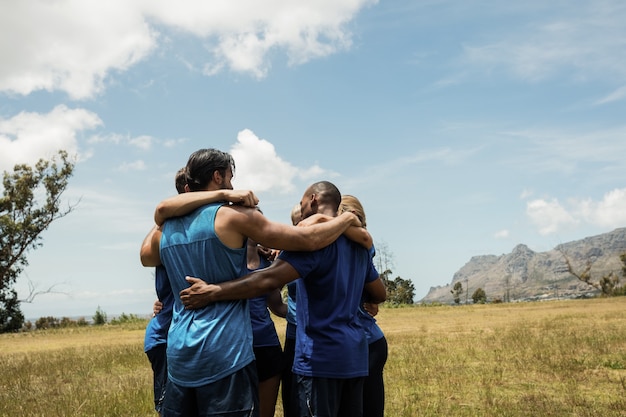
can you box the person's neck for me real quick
[203,183,221,192]
[317,205,337,217]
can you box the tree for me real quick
[560,249,626,297]
[0,150,75,332]
[472,288,487,304]
[371,240,415,304]
[451,281,463,304]
[388,276,415,305]
[92,306,107,325]
[373,240,394,289]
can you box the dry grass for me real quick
[1,298,625,416]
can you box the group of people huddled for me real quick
[140,148,388,417]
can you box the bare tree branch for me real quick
[19,277,70,304]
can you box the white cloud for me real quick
[89,133,156,150]
[494,229,509,239]
[0,105,102,170]
[229,129,298,193]
[462,3,626,83]
[129,135,154,150]
[0,0,374,97]
[501,126,626,177]
[520,189,533,199]
[526,198,577,235]
[147,0,374,77]
[0,1,157,99]
[594,85,626,105]
[526,188,626,235]
[117,160,147,172]
[576,188,626,228]
[229,129,335,194]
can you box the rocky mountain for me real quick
[420,227,626,304]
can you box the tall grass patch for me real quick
[380,298,626,417]
[1,298,625,416]
[0,324,153,416]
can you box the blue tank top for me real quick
[160,203,253,387]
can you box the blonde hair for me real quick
[290,203,301,226]
[339,194,366,228]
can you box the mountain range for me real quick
[419,227,626,304]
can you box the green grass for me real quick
[1,298,625,416]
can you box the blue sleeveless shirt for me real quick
[160,203,253,387]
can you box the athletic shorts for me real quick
[161,361,259,417]
[296,375,364,417]
[145,344,167,413]
[253,345,285,382]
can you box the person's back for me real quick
[281,234,376,379]
[160,202,253,386]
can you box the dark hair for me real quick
[185,148,235,191]
[174,167,187,194]
[310,181,341,211]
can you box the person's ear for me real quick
[213,170,223,186]
[310,193,318,211]
[184,184,191,193]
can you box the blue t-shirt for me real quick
[279,235,379,378]
[160,203,254,387]
[360,244,384,344]
[357,304,384,344]
[143,265,174,352]
[285,281,297,340]
[248,258,281,347]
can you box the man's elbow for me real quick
[140,249,160,267]
[370,292,386,304]
[154,204,167,226]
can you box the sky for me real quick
[2,0,626,319]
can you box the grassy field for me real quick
[1,297,625,416]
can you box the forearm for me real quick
[155,191,227,225]
[365,278,387,304]
[214,275,278,301]
[155,190,259,225]
[183,270,285,308]
[343,226,373,249]
[267,289,287,318]
[292,212,356,250]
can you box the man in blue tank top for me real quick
[140,149,362,417]
[177,181,387,417]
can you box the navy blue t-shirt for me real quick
[279,235,379,378]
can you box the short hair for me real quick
[339,195,367,228]
[290,203,301,226]
[185,148,235,191]
[309,181,341,211]
[175,167,186,194]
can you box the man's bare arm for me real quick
[180,260,299,309]
[267,288,287,318]
[364,277,387,304]
[298,213,373,249]
[140,225,162,267]
[154,189,259,225]
[231,209,361,252]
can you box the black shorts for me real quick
[297,375,365,417]
[253,345,285,382]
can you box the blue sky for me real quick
[1,1,626,319]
